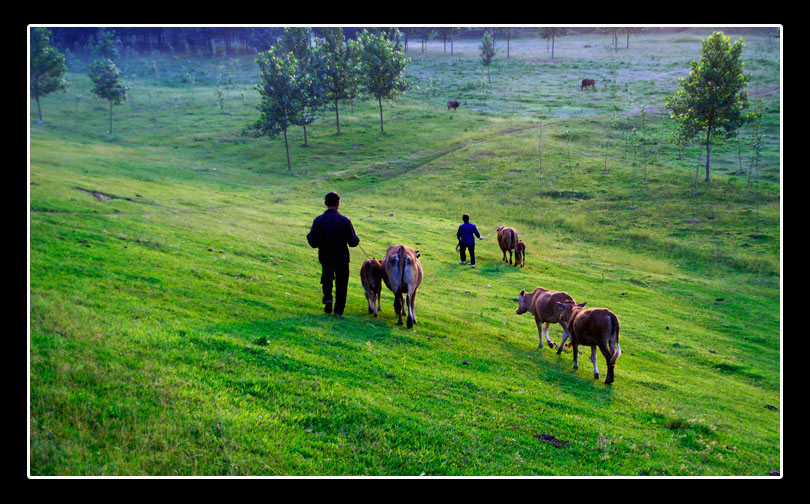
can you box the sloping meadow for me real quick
[30,30,780,476]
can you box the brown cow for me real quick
[496,226,521,266]
[516,287,576,349]
[381,245,423,328]
[447,100,460,111]
[556,301,622,384]
[360,258,384,317]
[515,240,526,268]
[581,79,596,90]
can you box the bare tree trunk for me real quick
[705,129,711,181]
[283,128,291,171]
[36,94,43,124]
[302,122,308,147]
[334,99,341,135]
[378,96,384,134]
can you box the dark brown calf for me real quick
[515,240,526,268]
[447,100,461,110]
[581,79,596,90]
[556,302,622,384]
[360,258,384,317]
[496,226,520,266]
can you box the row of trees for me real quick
[32,27,128,133]
[46,27,664,58]
[253,28,409,170]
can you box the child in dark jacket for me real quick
[456,214,481,268]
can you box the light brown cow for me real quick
[556,302,622,384]
[381,245,423,328]
[516,287,575,349]
[496,226,521,266]
[360,258,384,317]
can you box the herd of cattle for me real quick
[357,224,622,384]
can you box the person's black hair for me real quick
[462,214,470,222]
[325,191,340,207]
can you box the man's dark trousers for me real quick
[460,243,476,265]
[321,261,350,315]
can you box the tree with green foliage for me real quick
[540,27,568,59]
[358,29,409,135]
[90,27,120,61]
[665,31,751,181]
[88,58,127,135]
[479,30,496,83]
[30,27,69,124]
[317,27,360,135]
[253,47,308,171]
[282,27,324,147]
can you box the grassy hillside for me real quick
[29,31,781,476]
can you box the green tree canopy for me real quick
[665,31,751,181]
[90,27,121,61]
[317,27,361,135]
[479,30,496,82]
[30,27,69,124]
[253,47,308,171]
[88,58,127,134]
[358,29,410,134]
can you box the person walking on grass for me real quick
[457,213,482,269]
[307,191,360,317]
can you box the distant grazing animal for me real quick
[515,287,576,349]
[447,100,461,111]
[556,301,622,384]
[360,258,384,317]
[496,226,521,266]
[581,79,596,90]
[515,240,526,268]
[381,245,423,328]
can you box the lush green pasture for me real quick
[29,30,780,476]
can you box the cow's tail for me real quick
[609,312,621,365]
[510,229,518,250]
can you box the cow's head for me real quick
[556,301,586,324]
[516,289,531,315]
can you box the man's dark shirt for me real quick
[457,222,481,246]
[307,208,360,265]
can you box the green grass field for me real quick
[29,28,781,476]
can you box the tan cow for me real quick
[556,301,622,384]
[381,245,423,328]
[360,258,384,317]
[516,287,576,349]
[496,226,521,266]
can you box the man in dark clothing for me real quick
[457,213,481,269]
[306,192,360,317]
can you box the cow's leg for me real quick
[375,288,381,317]
[406,293,415,328]
[572,342,579,370]
[535,317,545,348]
[599,342,614,384]
[394,294,403,325]
[409,291,417,325]
[544,322,556,349]
[590,346,599,379]
[557,327,569,355]
[502,249,507,262]
[509,250,513,265]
